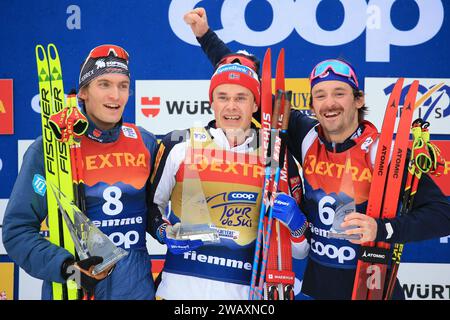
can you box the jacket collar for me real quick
[82,108,123,143]
[316,121,374,153]
[206,120,258,151]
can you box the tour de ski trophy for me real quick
[176,138,220,244]
[51,184,128,275]
[328,152,361,241]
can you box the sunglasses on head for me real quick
[310,59,359,88]
[216,54,258,73]
[88,44,129,61]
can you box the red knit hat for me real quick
[209,64,260,106]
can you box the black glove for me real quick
[61,256,104,293]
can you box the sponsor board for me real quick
[0,79,13,134]
[398,263,450,300]
[135,80,212,136]
[150,258,165,281]
[0,199,9,255]
[279,78,313,114]
[0,199,8,224]
[365,78,450,134]
[0,262,14,300]
[18,140,34,172]
[135,79,313,136]
[18,268,42,300]
[0,231,5,255]
[169,0,445,62]
[402,235,450,264]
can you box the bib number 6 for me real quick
[318,196,336,226]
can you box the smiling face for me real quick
[211,83,258,145]
[78,73,130,130]
[311,80,364,143]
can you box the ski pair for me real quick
[36,44,88,300]
[384,118,445,300]
[51,92,92,299]
[352,78,420,300]
[249,48,294,300]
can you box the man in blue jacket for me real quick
[3,44,159,300]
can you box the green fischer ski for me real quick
[36,44,78,300]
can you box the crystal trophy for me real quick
[328,152,361,240]
[328,199,360,240]
[176,137,220,244]
[51,185,128,275]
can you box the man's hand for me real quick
[163,223,204,254]
[340,212,378,244]
[75,256,113,280]
[184,7,209,38]
[272,193,308,238]
[62,256,113,293]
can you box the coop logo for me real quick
[169,0,444,62]
[228,192,258,203]
[109,230,139,249]
[32,174,46,196]
[310,239,356,264]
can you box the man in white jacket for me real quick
[148,63,308,299]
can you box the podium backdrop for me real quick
[0,0,449,300]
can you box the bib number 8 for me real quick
[102,186,123,216]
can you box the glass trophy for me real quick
[51,185,128,275]
[328,199,360,240]
[328,152,361,241]
[177,139,220,244]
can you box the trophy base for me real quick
[92,247,129,275]
[328,231,361,240]
[178,224,220,244]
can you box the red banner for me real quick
[0,79,13,134]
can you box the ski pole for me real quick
[384,119,424,299]
[384,119,443,299]
[249,48,273,300]
[250,90,282,300]
[254,91,291,300]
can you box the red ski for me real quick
[250,48,293,300]
[351,78,404,299]
[249,48,273,299]
[264,49,296,300]
[367,80,419,300]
